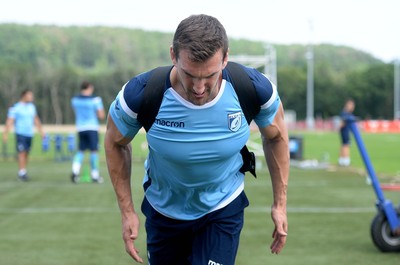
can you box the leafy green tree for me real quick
[278,66,307,119]
[346,63,394,119]
[0,24,393,123]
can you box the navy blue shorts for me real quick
[141,191,249,265]
[78,131,98,151]
[340,127,350,145]
[16,134,32,153]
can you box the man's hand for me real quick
[270,205,288,254]
[2,133,8,143]
[122,212,143,263]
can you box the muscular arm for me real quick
[34,116,44,138]
[2,117,14,142]
[259,103,289,254]
[104,114,143,263]
[97,108,106,121]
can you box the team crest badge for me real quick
[228,112,242,132]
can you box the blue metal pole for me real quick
[348,119,400,232]
[348,121,386,203]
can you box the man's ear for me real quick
[222,48,229,69]
[170,45,177,66]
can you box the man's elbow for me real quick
[105,115,132,147]
[98,111,106,121]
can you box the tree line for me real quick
[0,24,395,124]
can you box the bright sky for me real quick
[1,0,399,62]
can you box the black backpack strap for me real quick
[137,66,173,132]
[226,61,260,178]
[225,61,260,124]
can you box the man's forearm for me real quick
[263,135,289,206]
[34,117,43,136]
[4,118,13,134]
[105,135,135,215]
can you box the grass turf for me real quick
[0,130,399,264]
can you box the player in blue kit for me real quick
[3,89,44,181]
[104,14,289,264]
[70,81,105,183]
[338,98,356,166]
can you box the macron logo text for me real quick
[154,118,185,128]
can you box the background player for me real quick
[3,89,44,181]
[70,81,105,183]
[338,98,356,166]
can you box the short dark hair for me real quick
[172,14,229,62]
[20,89,32,99]
[80,81,92,90]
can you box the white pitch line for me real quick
[247,206,376,213]
[0,206,376,214]
[0,207,118,214]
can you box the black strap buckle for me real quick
[239,145,257,178]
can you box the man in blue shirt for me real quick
[338,98,356,166]
[71,81,105,183]
[3,89,44,181]
[104,14,289,264]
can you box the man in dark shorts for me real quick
[70,81,105,183]
[105,14,289,264]
[3,89,44,181]
[338,99,356,166]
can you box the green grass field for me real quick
[1,130,399,264]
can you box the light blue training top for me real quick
[71,95,104,132]
[7,102,38,137]
[109,64,281,220]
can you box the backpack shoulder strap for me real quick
[225,61,260,124]
[137,66,172,132]
[225,61,260,178]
